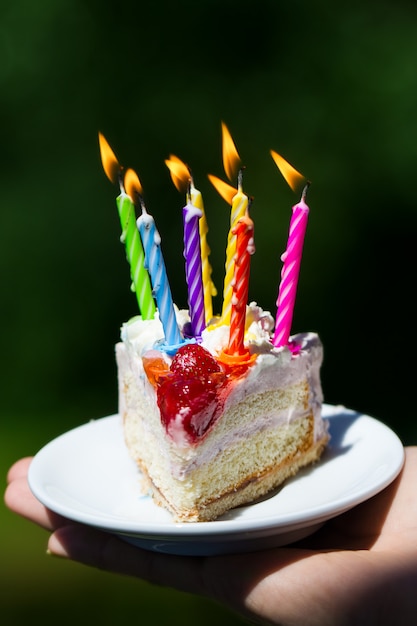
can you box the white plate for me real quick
[28,404,404,556]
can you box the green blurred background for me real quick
[2,0,417,623]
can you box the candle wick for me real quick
[118,170,125,194]
[129,187,145,210]
[139,197,148,214]
[301,181,311,202]
[237,167,245,192]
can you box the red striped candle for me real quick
[225,210,255,356]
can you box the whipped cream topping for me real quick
[121,302,277,360]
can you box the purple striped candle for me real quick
[183,202,205,337]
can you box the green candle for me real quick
[99,133,155,319]
[117,184,156,319]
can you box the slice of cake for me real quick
[100,128,328,522]
[117,303,328,522]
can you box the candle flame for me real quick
[98,132,121,184]
[222,122,241,183]
[270,150,306,193]
[124,168,143,204]
[208,174,236,205]
[165,154,191,193]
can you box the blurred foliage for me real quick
[2,0,417,624]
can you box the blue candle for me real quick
[137,206,182,347]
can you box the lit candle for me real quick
[209,123,248,325]
[270,149,309,348]
[124,168,182,347]
[221,169,248,324]
[190,183,217,323]
[273,184,310,348]
[225,208,255,356]
[183,197,205,337]
[165,155,217,324]
[98,133,155,320]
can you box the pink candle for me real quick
[273,184,310,348]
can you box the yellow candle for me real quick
[214,123,248,325]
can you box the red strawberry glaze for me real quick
[143,343,254,444]
[157,372,226,441]
[171,343,221,378]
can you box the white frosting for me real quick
[121,313,165,353]
[121,302,276,359]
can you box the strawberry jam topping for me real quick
[143,343,254,443]
[157,372,225,441]
[170,343,221,378]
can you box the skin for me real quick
[4,447,417,626]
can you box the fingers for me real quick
[4,462,68,532]
[46,522,311,624]
[47,524,206,595]
[6,457,33,483]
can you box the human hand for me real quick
[5,447,417,626]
